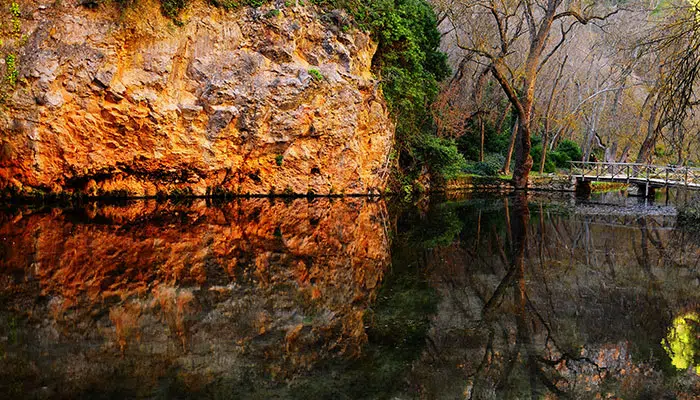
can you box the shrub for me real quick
[529,139,582,172]
[265,8,281,17]
[530,145,556,173]
[464,153,504,176]
[308,68,323,81]
[678,204,700,232]
[10,2,21,33]
[555,140,582,167]
[5,54,18,86]
[313,0,450,179]
[465,162,495,177]
[414,135,467,180]
[160,0,187,21]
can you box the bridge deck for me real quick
[570,161,700,190]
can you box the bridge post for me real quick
[575,179,591,197]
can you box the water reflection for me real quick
[0,198,389,398]
[1,194,699,398]
[406,193,700,399]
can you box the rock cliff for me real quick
[0,1,394,197]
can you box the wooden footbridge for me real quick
[570,161,700,196]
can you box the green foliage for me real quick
[4,54,18,87]
[414,135,467,180]
[275,154,284,166]
[464,153,505,176]
[9,2,19,16]
[9,2,20,32]
[456,112,514,161]
[265,8,281,17]
[313,0,451,178]
[556,139,583,164]
[308,68,323,81]
[678,203,700,229]
[529,139,583,172]
[160,0,187,22]
[208,0,269,10]
[530,145,556,173]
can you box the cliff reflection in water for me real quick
[1,194,699,399]
[0,198,390,398]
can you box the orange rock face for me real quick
[0,1,394,196]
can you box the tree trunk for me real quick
[583,97,605,162]
[503,117,519,175]
[541,56,567,173]
[636,94,660,163]
[512,115,533,189]
[479,116,485,162]
[540,128,549,173]
[497,103,512,134]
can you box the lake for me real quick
[0,192,698,399]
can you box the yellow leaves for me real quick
[662,311,700,375]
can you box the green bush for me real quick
[678,204,700,233]
[160,0,187,21]
[5,54,18,86]
[465,162,496,177]
[414,135,467,180]
[265,8,281,17]
[314,0,451,178]
[555,139,582,167]
[529,139,582,172]
[549,150,566,168]
[530,145,556,173]
[464,153,504,176]
[208,0,268,9]
[308,68,323,81]
[456,119,512,161]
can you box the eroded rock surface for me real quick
[0,1,394,196]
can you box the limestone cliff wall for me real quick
[0,1,394,196]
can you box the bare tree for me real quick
[436,0,620,186]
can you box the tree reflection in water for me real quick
[405,193,699,399]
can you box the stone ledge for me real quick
[443,174,576,192]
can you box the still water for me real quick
[0,193,698,399]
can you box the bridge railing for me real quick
[569,161,700,187]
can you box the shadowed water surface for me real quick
[0,194,698,399]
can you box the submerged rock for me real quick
[0,1,394,197]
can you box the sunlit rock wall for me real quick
[0,1,394,196]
